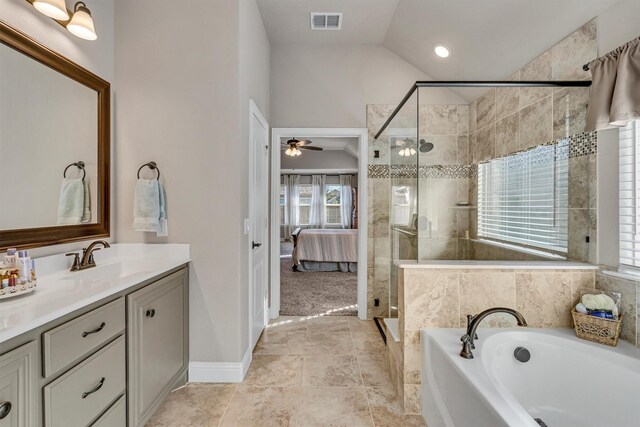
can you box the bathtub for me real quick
[421,328,640,427]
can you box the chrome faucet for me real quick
[460,307,527,359]
[66,240,111,271]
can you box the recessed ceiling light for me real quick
[434,44,451,58]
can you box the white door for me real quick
[249,101,269,350]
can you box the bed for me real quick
[291,228,357,272]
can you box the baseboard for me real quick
[189,346,252,383]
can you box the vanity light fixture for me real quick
[434,44,451,58]
[27,0,97,41]
[66,2,97,40]
[32,0,69,20]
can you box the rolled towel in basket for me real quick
[581,293,618,316]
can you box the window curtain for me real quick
[309,175,325,227]
[285,174,299,239]
[586,37,640,131]
[340,175,352,229]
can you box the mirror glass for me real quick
[0,42,99,230]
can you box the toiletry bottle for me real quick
[16,250,31,280]
[3,248,17,267]
[30,260,37,284]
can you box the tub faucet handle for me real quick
[459,334,474,359]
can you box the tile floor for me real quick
[146,316,426,426]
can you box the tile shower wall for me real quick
[398,265,597,415]
[466,20,598,264]
[595,271,640,347]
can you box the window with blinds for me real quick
[619,120,640,268]
[477,140,569,254]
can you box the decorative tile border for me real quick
[419,165,476,179]
[568,131,597,158]
[368,165,390,178]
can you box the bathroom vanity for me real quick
[0,244,190,427]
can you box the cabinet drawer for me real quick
[44,336,125,427]
[43,298,125,378]
[0,342,37,427]
[91,394,125,427]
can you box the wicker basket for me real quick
[572,310,623,347]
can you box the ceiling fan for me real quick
[282,138,323,156]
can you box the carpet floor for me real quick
[280,241,357,316]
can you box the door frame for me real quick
[248,100,269,351]
[270,127,368,320]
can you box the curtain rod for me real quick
[583,36,640,71]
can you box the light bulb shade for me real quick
[67,2,97,40]
[398,148,406,157]
[285,148,293,156]
[33,0,70,20]
[409,148,416,155]
[294,148,302,156]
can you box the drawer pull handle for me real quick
[146,308,156,318]
[82,322,106,338]
[82,377,105,399]
[0,402,11,419]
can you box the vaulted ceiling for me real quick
[257,0,621,81]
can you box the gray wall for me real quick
[115,0,270,364]
[270,44,465,129]
[281,150,357,170]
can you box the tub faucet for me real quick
[460,307,527,359]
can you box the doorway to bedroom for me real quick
[270,128,367,319]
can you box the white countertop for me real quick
[395,260,598,270]
[0,244,190,345]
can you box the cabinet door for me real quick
[127,269,188,426]
[0,342,37,427]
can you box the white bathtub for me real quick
[421,328,640,427]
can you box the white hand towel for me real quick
[133,179,160,232]
[57,178,85,225]
[81,177,91,223]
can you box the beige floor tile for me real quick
[347,317,378,333]
[306,316,351,333]
[357,355,393,388]
[365,386,403,427]
[267,316,308,333]
[299,387,374,427]
[220,386,300,427]
[145,384,235,427]
[303,332,355,354]
[302,355,363,386]
[243,354,303,387]
[352,332,386,355]
[254,331,306,355]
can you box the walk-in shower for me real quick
[373,80,594,321]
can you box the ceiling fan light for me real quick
[409,148,416,155]
[285,148,293,156]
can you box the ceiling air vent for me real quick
[310,13,343,30]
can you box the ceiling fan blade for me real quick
[300,146,323,151]
[297,140,313,146]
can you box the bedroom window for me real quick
[620,120,640,270]
[325,185,342,225]
[477,139,569,255]
[298,184,313,225]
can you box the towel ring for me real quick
[137,161,160,180]
[63,161,86,181]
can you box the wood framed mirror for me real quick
[0,21,110,250]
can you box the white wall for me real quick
[270,44,465,129]
[597,0,640,54]
[1,0,114,257]
[115,0,270,365]
[281,150,357,170]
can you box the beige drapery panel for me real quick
[586,37,640,131]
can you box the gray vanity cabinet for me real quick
[127,269,189,427]
[0,341,37,427]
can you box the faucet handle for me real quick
[465,314,479,340]
[65,253,81,271]
[87,248,101,264]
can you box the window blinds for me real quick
[619,120,640,268]
[478,140,569,254]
